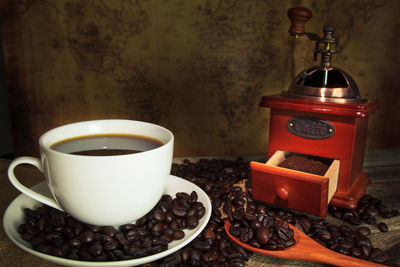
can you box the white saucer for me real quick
[3,175,211,267]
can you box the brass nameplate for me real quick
[287,117,335,139]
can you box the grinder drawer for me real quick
[251,150,339,217]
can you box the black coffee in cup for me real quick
[51,134,164,156]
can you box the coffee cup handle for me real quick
[8,156,63,211]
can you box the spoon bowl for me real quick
[224,220,387,267]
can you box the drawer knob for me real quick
[276,187,289,200]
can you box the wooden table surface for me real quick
[0,149,399,266]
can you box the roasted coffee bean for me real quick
[294,221,310,234]
[190,191,198,203]
[202,251,219,263]
[114,233,129,246]
[257,205,268,215]
[73,224,83,236]
[79,230,94,244]
[370,248,388,263]
[62,225,72,235]
[372,253,388,263]
[284,238,296,248]
[87,225,101,233]
[137,227,150,236]
[377,222,388,232]
[356,235,372,248]
[340,240,354,250]
[50,237,64,247]
[251,220,262,230]
[152,244,167,254]
[165,212,175,223]
[337,245,351,255]
[192,239,212,251]
[339,225,353,236]
[381,212,393,219]
[276,223,293,241]
[134,216,147,227]
[50,213,66,227]
[102,226,117,236]
[239,227,253,243]
[229,224,241,237]
[177,198,191,210]
[190,249,202,261]
[187,216,199,229]
[176,217,187,228]
[25,208,40,220]
[332,209,344,219]
[365,216,376,225]
[365,206,380,217]
[243,212,257,221]
[203,228,215,240]
[31,236,45,248]
[88,244,102,257]
[50,247,63,257]
[21,232,35,241]
[112,249,124,259]
[196,206,206,219]
[181,247,191,263]
[25,225,39,235]
[37,206,50,215]
[356,226,371,236]
[172,206,187,217]
[255,226,270,245]
[103,240,118,251]
[172,230,185,240]
[362,245,372,257]
[153,210,166,222]
[247,238,260,248]
[78,251,92,261]
[101,233,114,243]
[152,222,165,233]
[327,224,339,233]
[349,217,363,226]
[36,217,46,231]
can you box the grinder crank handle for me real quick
[287,7,312,35]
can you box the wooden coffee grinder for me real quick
[251,7,377,217]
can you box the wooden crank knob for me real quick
[287,7,312,34]
[276,187,289,200]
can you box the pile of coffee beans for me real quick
[329,194,398,230]
[18,190,206,262]
[164,158,396,266]
[18,157,398,266]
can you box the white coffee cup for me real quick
[8,119,174,226]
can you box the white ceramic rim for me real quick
[3,175,211,267]
[39,119,174,158]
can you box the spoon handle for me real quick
[225,221,387,267]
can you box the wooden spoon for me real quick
[225,221,387,267]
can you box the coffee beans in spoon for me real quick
[229,210,296,250]
[18,191,206,262]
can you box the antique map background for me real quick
[1,0,399,157]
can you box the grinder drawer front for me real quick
[251,161,331,217]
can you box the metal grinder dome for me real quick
[283,9,366,103]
